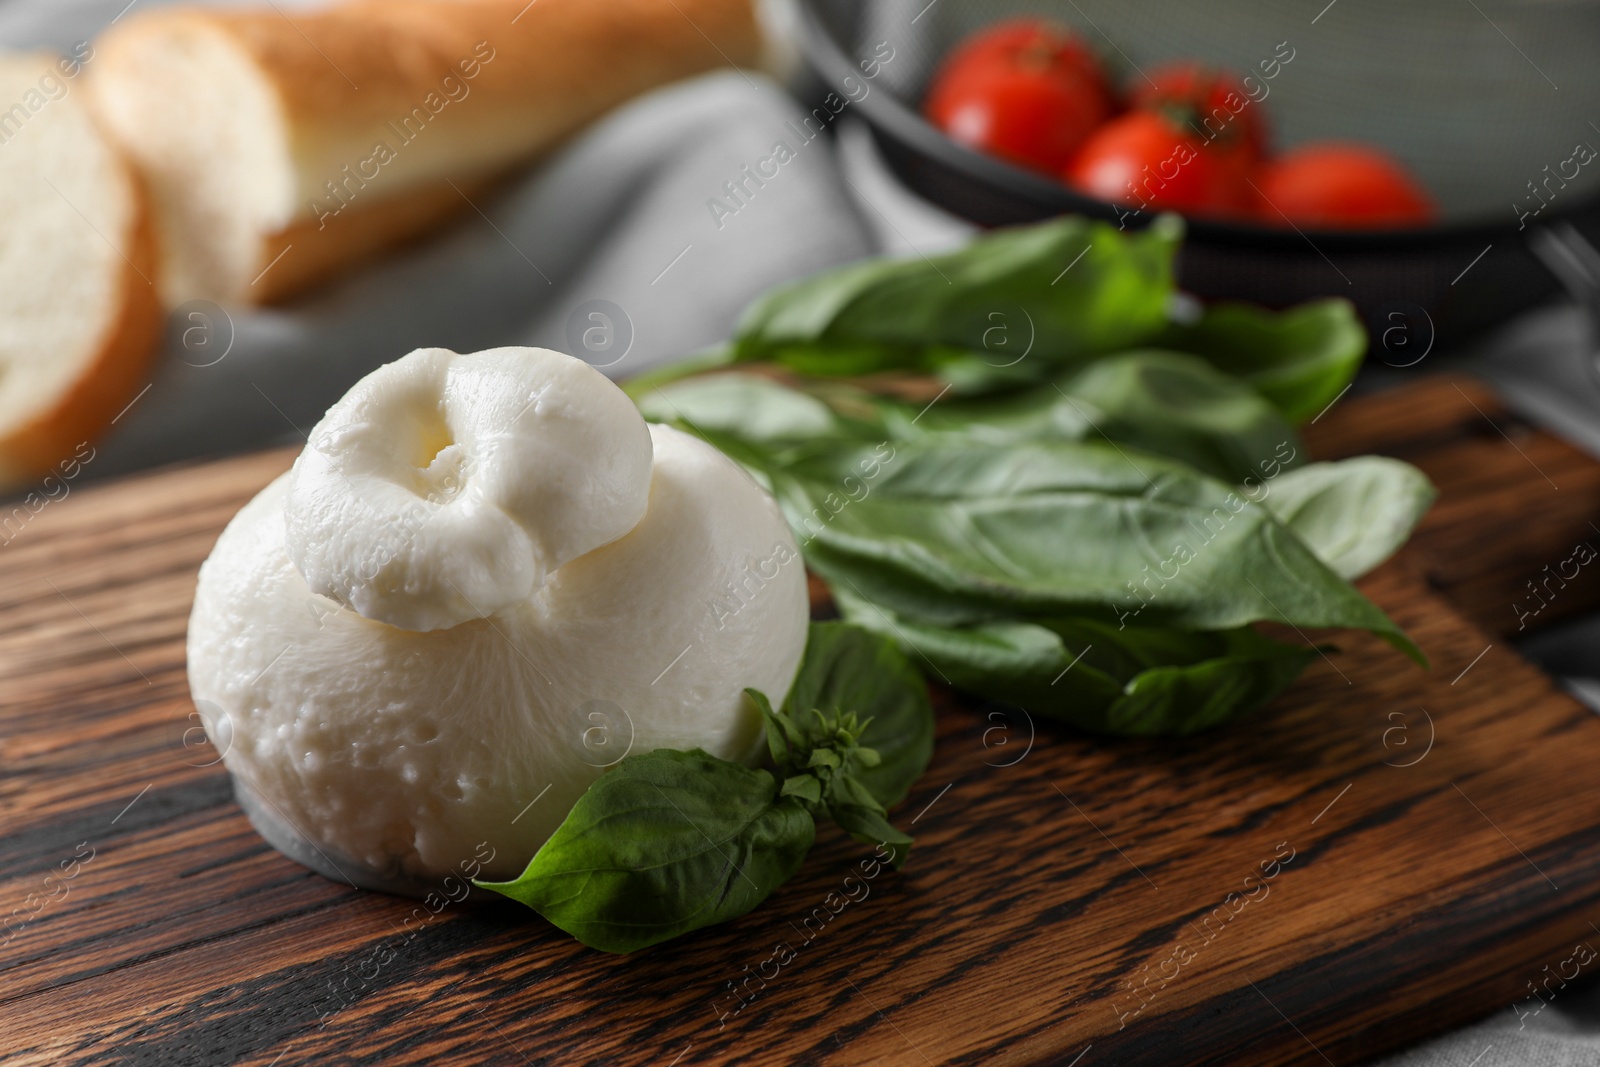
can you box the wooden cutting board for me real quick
[5,376,1600,1066]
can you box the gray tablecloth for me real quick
[7,0,1600,1063]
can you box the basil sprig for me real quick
[778,439,1420,646]
[748,692,913,868]
[633,216,1435,737]
[782,439,1428,736]
[476,750,814,954]
[478,623,933,953]
[778,619,933,809]
[694,214,1364,426]
[730,215,1181,380]
[638,349,1302,486]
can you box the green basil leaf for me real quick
[747,625,925,869]
[835,588,1317,736]
[779,440,1421,662]
[636,373,843,445]
[750,687,805,773]
[887,379,1093,444]
[731,216,1181,375]
[808,748,842,770]
[827,801,913,869]
[1106,638,1317,735]
[1043,618,1320,735]
[476,749,814,954]
[931,350,1058,394]
[781,774,823,803]
[1049,351,1304,484]
[641,355,1301,488]
[782,621,935,809]
[895,351,1303,483]
[1159,298,1366,424]
[818,761,914,869]
[1258,457,1437,580]
[825,768,890,812]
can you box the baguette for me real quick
[249,175,499,305]
[89,0,763,306]
[0,53,161,495]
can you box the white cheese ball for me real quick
[186,347,809,885]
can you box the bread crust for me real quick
[250,175,496,305]
[92,0,761,304]
[221,0,760,134]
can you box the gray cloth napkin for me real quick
[1375,978,1600,1067]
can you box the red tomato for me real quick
[1256,144,1435,229]
[925,19,1115,176]
[935,17,1106,83]
[1129,62,1268,161]
[1067,110,1256,218]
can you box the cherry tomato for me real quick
[1255,143,1436,229]
[1067,110,1256,218]
[935,17,1105,83]
[925,19,1115,176]
[1129,62,1268,162]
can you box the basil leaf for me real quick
[1160,298,1366,424]
[931,351,1058,394]
[779,440,1420,662]
[888,379,1092,444]
[641,354,1301,487]
[751,686,807,772]
[731,216,1181,375]
[721,215,1358,424]
[749,623,928,863]
[826,800,913,869]
[1049,351,1303,485]
[750,666,920,867]
[781,774,823,803]
[893,351,1303,484]
[835,589,1316,736]
[635,372,843,445]
[1107,638,1317,735]
[477,749,814,954]
[808,747,842,770]
[1032,618,1317,735]
[809,759,913,869]
[1258,457,1436,580]
[782,621,934,809]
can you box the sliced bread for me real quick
[0,52,161,493]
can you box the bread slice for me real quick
[0,53,161,494]
[88,0,762,306]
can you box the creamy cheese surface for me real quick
[186,347,809,884]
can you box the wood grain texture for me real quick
[1305,376,1600,638]
[3,377,1600,1066]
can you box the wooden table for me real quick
[3,376,1600,1065]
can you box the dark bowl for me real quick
[794,0,1600,350]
